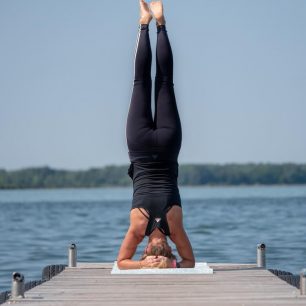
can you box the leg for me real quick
[126,24,155,152]
[154,24,182,152]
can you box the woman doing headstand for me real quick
[117,0,195,269]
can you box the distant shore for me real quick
[1,163,305,189]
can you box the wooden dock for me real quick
[4,262,306,306]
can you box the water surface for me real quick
[0,186,305,291]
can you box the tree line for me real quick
[0,163,305,189]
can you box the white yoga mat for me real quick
[111,262,213,274]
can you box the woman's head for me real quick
[142,237,176,261]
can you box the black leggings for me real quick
[126,24,182,157]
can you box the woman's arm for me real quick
[117,209,165,269]
[170,227,195,268]
[168,207,195,268]
[117,226,144,269]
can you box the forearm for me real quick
[117,259,142,270]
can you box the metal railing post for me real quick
[10,272,25,299]
[257,243,266,268]
[68,243,77,267]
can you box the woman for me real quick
[117,0,195,269]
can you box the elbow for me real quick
[117,260,125,270]
[186,259,195,268]
[182,258,195,268]
[190,255,196,268]
[179,259,195,269]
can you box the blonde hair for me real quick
[141,240,176,269]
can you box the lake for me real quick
[0,185,306,292]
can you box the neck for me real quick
[149,229,166,242]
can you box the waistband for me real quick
[131,192,182,210]
[128,150,178,163]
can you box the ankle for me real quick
[139,17,152,25]
[157,24,166,33]
[139,24,149,30]
[156,16,166,26]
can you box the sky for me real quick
[0,0,305,170]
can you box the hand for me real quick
[140,256,167,269]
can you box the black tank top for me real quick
[128,150,181,236]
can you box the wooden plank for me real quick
[3,262,305,306]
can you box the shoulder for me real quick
[129,208,149,238]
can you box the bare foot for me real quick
[139,0,152,24]
[149,1,166,25]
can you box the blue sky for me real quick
[0,0,305,170]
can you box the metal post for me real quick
[257,243,266,268]
[10,272,25,299]
[68,243,77,267]
[300,269,306,295]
